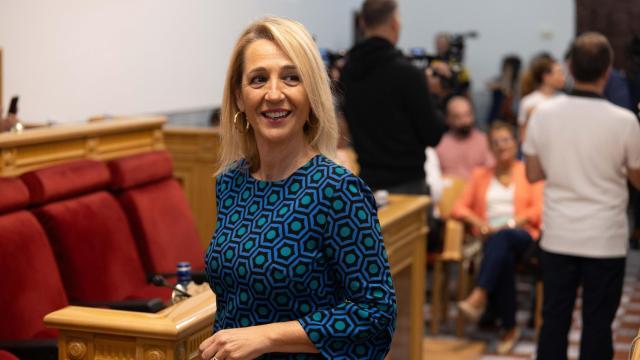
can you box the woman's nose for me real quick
[265,80,285,102]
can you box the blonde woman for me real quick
[199,17,396,360]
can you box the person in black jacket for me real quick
[340,0,445,192]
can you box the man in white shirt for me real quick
[524,33,640,360]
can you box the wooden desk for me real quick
[44,290,216,360]
[0,116,165,176]
[163,127,220,247]
[379,194,429,360]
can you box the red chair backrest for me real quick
[21,160,150,302]
[0,178,67,341]
[108,151,204,274]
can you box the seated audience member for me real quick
[453,121,543,354]
[518,55,565,141]
[435,96,494,180]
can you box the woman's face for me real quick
[489,128,517,164]
[236,39,310,148]
[544,62,566,90]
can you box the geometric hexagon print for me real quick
[205,155,396,359]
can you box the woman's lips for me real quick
[261,110,292,125]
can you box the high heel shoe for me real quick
[496,326,521,354]
[457,300,486,322]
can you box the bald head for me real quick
[446,96,475,137]
[361,0,397,29]
[569,32,613,83]
[360,0,400,44]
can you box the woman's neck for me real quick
[495,160,514,175]
[252,136,316,182]
[539,84,556,96]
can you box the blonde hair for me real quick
[216,17,338,175]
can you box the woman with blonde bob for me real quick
[199,17,396,360]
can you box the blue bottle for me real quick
[176,261,192,287]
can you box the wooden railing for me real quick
[0,116,166,177]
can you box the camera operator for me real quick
[425,61,456,116]
[432,32,472,96]
[340,0,445,193]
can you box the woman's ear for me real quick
[235,90,245,112]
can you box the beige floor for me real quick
[423,337,486,360]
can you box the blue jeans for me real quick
[476,229,533,329]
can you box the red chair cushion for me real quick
[117,181,204,274]
[0,211,68,341]
[21,160,110,205]
[0,350,20,360]
[33,191,153,302]
[0,178,29,214]
[109,151,173,190]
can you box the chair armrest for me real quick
[441,219,465,261]
[73,298,165,313]
[0,339,57,360]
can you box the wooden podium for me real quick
[380,194,429,360]
[44,290,216,360]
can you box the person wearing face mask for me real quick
[453,122,543,354]
[435,96,494,180]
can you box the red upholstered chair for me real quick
[0,177,65,359]
[108,151,204,274]
[0,351,19,360]
[21,160,170,304]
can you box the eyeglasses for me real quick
[490,137,514,146]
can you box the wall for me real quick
[0,0,574,124]
[0,0,360,123]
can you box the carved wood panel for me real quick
[576,0,640,69]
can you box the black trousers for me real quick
[537,249,625,360]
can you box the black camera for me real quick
[406,48,463,95]
[444,31,477,63]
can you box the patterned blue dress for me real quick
[205,154,396,359]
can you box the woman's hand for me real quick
[199,326,271,360]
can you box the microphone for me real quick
[150,272,208,285]
[149,274,191,298]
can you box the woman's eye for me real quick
[249,76,267,86]
[283,74,301,85]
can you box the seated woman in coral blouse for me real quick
[452,121,543,354]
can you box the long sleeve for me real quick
[298,174,396,359]
[451,169,484,221]
[519,180,544,227]
[402,66,446,148]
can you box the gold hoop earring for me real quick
[233,112,250,133]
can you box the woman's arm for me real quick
[451,170,490,233]
[517,179,544,227]
[297,175,396,359]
